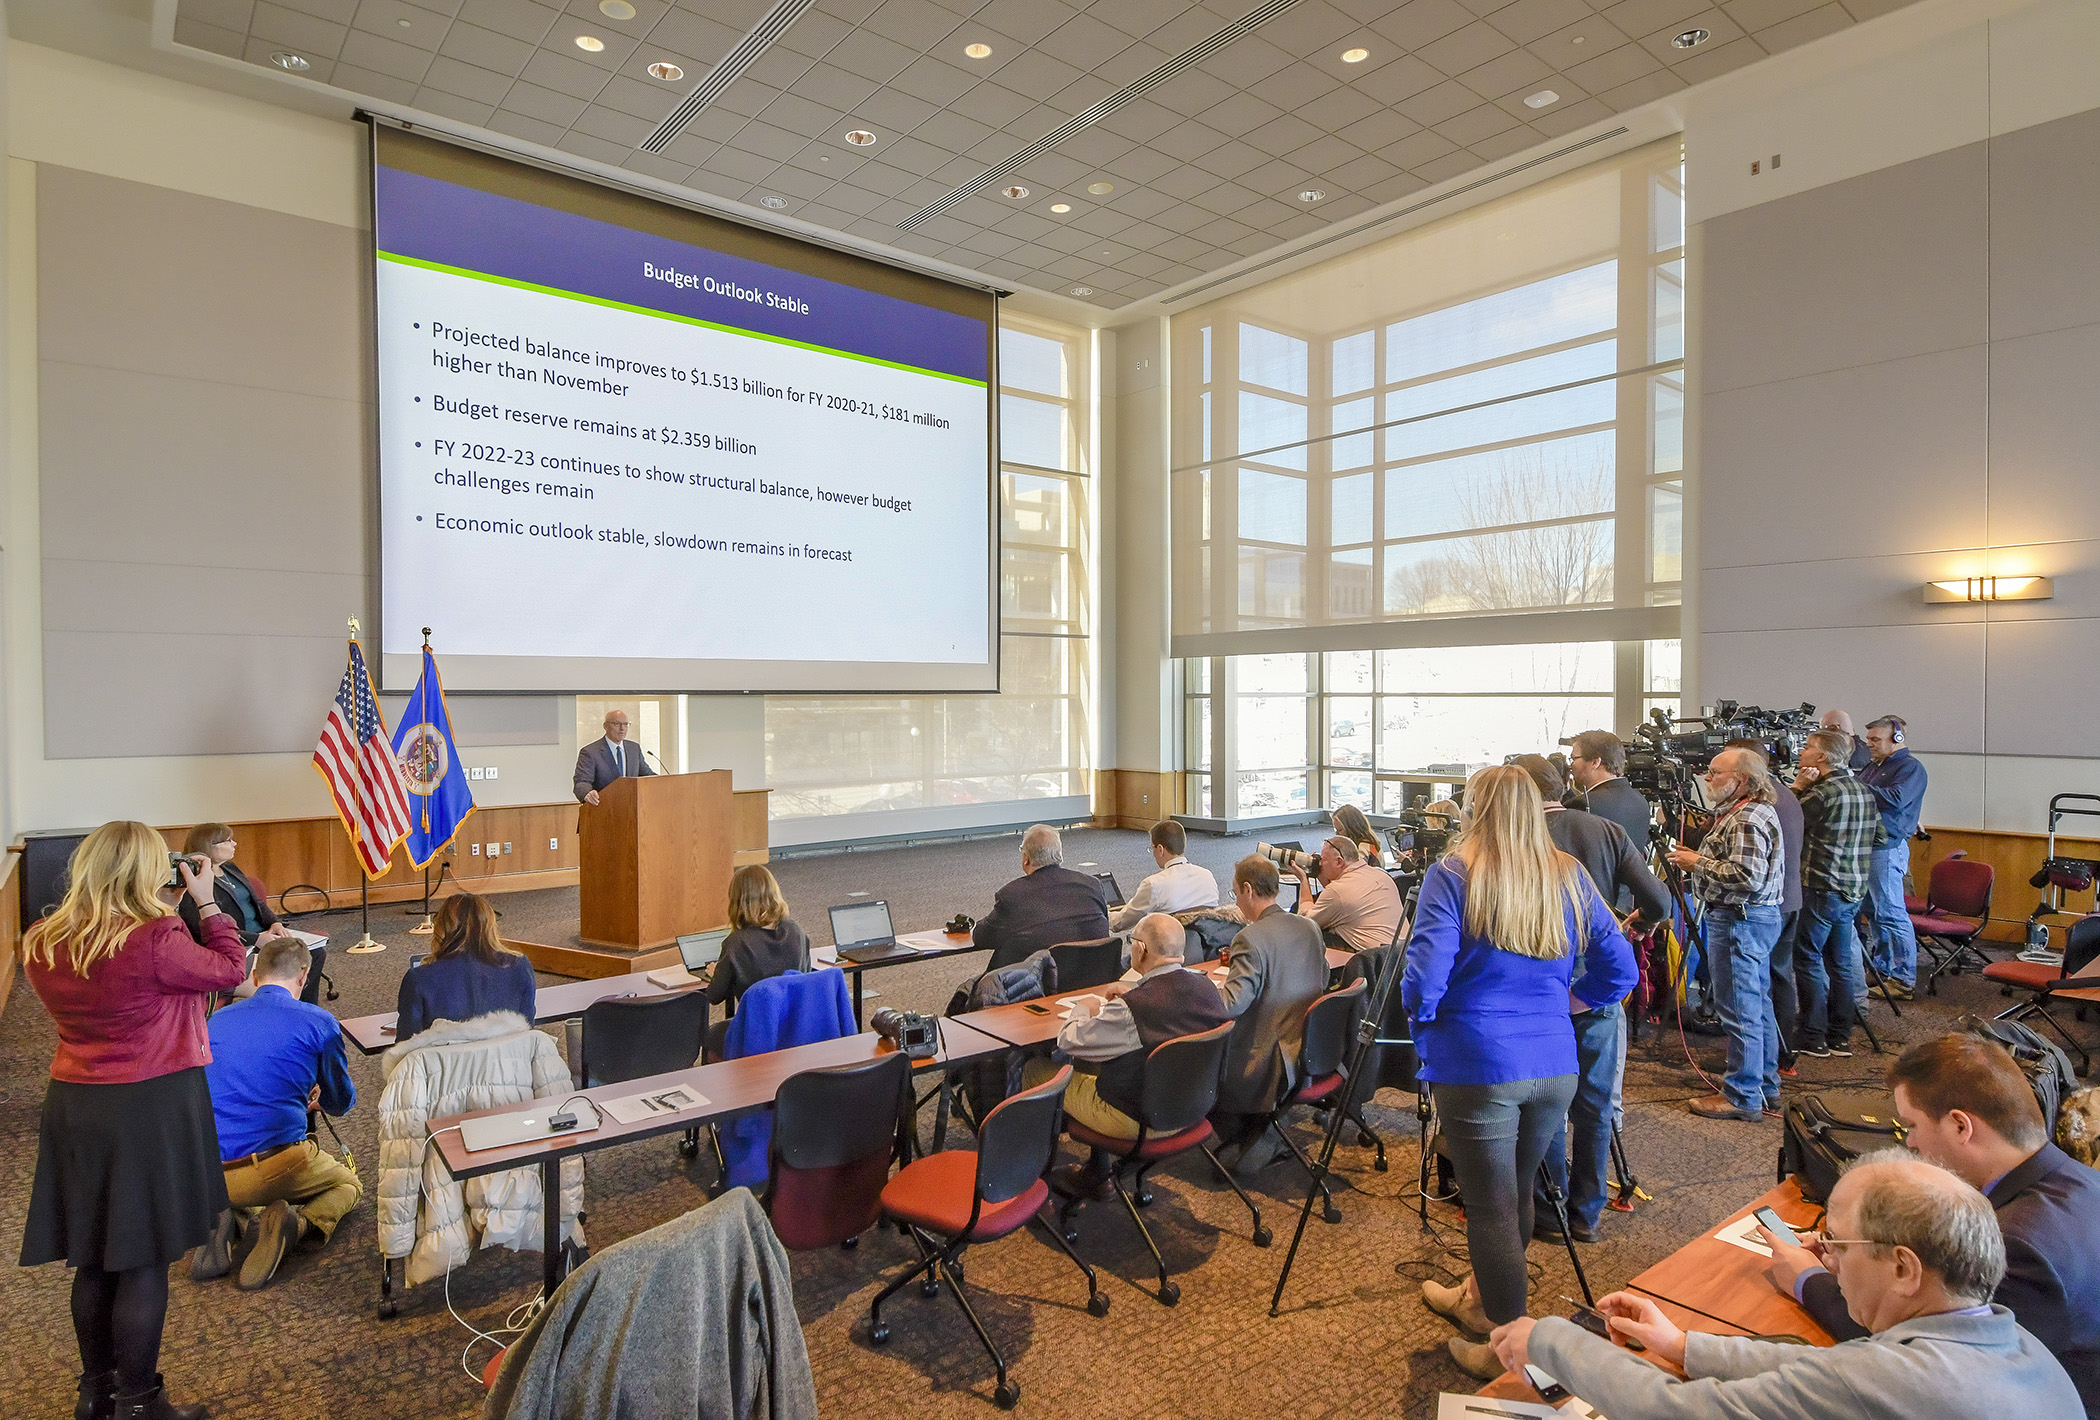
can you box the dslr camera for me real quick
[871,1007,938,1060]
[165,852,205,891]
[1256,841,1320,874]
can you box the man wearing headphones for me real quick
[1857,715,1927,999]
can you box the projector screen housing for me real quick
[368,125,999,694]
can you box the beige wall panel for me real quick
[1985,321,2100,548]
[1699,623,1987,753]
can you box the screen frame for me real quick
[363,119,1002,697]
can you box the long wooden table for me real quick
[425,1017,1015,1300]
[1626,1179,1834,1344]
[838,928,987,1027]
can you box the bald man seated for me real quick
[1024,913,1228,1198]
[972,824,1112,970]
[1488,1150,2079,1419]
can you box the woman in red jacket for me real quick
[18,821,247,1420]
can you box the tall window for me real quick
[1174,140,1685,819]
[766,318,1092,828]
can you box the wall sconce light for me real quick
[1922,576,2053,603]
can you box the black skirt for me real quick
[20,1067,230,1273]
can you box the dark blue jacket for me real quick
[205,984,356,1159]
[1403,856,1638,1086]
[395,950,536,1043]
[1803,1142,2100,1416]
[973,863,1112,969]
[1858,746,1928,839]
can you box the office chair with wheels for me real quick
[1987,914,2100,1073]
[1910,853,1995,994]
[870,1064,1106,1410]
[1261,979,1367,1224]
[764,1053,910,1250]
[1055,1020,1270,1306]
[1049,937,1124,991]
[572,991,710,1158]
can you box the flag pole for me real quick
[345,614,388,955]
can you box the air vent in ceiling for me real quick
[643,0,822,154]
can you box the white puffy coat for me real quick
[376,1012,585,1287]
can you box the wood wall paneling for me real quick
[1095,770,1177,830]
[1912,826,2100,946]
[0,852,19,1018]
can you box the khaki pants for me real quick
[224,1140,363,1243]
[1023,1059,1139,1140]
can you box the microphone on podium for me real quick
[643,747,667,773]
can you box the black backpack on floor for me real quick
[1780,1090,1906,1204]
[1956,1015,2077,1132]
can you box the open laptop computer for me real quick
[830,900,916,965]
[646,927,729,990]
[1275,876,1301,913]
[459,1099,602,1153]
[1094,871,1127,910]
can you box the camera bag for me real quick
[1780,1089,1905,1203]
[1956,1014,2077,1133]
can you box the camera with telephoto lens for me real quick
[871,1007,938,1060]
[1256,841,1321,874]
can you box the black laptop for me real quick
[829,900,916,965]
[1094,872,1127,910]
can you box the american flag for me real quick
[313,639,410,877]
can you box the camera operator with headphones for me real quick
[1857,715,1928,1001]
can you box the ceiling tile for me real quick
[1093,40,1171,88]
[796,202,863,228]
[658,131,720,166]
[351,0,451,53]
[1088,0,1186,41]
[520,46,611,99]
[1153,232,1207,261]
[1151,119,1229,162]
[776,7,854,57]
[986,48,1085,103]
[456,0,557,44]
[646,9,740,61]
[1050,76,1119,113]
[620,150,693,182]
[1637,9,1745,64]
[743,45,817,90]
[249,2,348,57]
[172,16,246,58]
[1419,20,1517,74]
[1036,12,1133,71]
[423,54,511,101]
[502,78,587,125]
[686,170,755,203]
[1266,211,1327,240]
[1290,82,1383,134]
[1240,195,1302,230]
[1043,253,1098,279]
[1670,33,1765,80]
[1349,54,1443,105]
[1201,91,1286,138]
[1190,138,1267,180]
[1101,184,1175,220]
[1336,108,1424,151]
[1385,128,1459,168]
[1597,0,1709,36]
[1753,1,1853,50]
[714,78,781,118]
[737,118,816,161]
[996,209,1058,239]
[1465,125,1543,161]
[911,211,976,243]
[1247,61,1343,112]
[1369,0,1477,51]
[1149,163,1215,200]
[862,0,962,45]
[1237,155,1309,194]
[485,107,568,145]
[1324,149,1401,191]
[1357,170,1429,203]
[1485,0,1598,45]
[1527,13,1632,68]
[1102,145,1180,183]
[1262,0,1363,56]
[1059,126,1137,166]
[270,0,356,23]
[1147,66,1238,118]
[1412,148,1484,183]
[678,106,746,144]
[971,0,1078,45]
[1395,77,1480,127]
[1597,67,1686,105]
[571,103,654,145]
[1094,95,1179,144]
[914,108,998,152]
[1286,132,1367,173]
[1034,224,1098,255]
[1115,218,1173,247]
[947,81,1034,128]
[1568,41,1657,90]
[334,61,422,100]
[893,55,980,106]
[1195,33,1293,89]
[1492,77,1588,121]
[817,182,882,214]
[760,91,849,138]
[1242,112,1323,156]
[1719,0,1820,22]
[1020,149,1094,187]
[591,72,676,119]
[1461,46,1553,99]
[1069,206,1139,237]
[410,87,497,124]
[1143,4,1235,55]
[557,130,635,165]
[1435,102,1518,147]
[1118,249,1174,278]
[826,27,920,82]
[959,228,1024,257]
[1187,179,1259,217]
[702,144,780,181]
[851,87,940,131]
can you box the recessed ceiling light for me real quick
[1298,188,1326,203]
[1050,202,1071,213]
[647,61,683,81]
[1087,181,1114,195]
[1497,231,1517,241]
[1071,286,1093,297]
[759,195,787,209]
[1002,185,1030,199]
[599,0,636,17]
[1523,89,1559,108]
[270,51,310,71]
[1340,47,1368,63]
[1673,27,1710,47]
[964,42,992,59]
[845,129,877,146]
[575,34,605,51]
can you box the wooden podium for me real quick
[578,770,733,951]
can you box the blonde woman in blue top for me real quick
[1407,765,1637,1382]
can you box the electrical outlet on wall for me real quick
[548,837,559,851]
[485,766,498,780]
[503,842,512,854]
[470,844,480,856]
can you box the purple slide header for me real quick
[374,165,989,384]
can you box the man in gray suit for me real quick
[1488,1150,2080,1418]
[573,710,655,805]
[1213,854,1329,1178]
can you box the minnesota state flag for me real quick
[391,644,475,868]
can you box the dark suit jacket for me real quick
[1802,1142,2100,1415]
[1578,776,1655,850]
[1216,904,1329,1115]
[178,862,279,945]
[573,735,656,802]
[1545,808,1669,923]
[973,864,1112,970]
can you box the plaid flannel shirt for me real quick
[1691,797,1785,909]
[1797,767,1881,902]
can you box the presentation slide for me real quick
[370,131,996,694]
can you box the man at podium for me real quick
[574,710,655,806]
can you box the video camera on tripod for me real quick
[1609,699,1819,798]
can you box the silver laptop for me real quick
[831,900,913,964]
[459,1099,601,1153]
[647,927,729,989]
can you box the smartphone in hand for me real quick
[1754,1205,1802,1247]
[1523,1365,1571,1404]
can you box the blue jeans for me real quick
[1795,890,1865,1050]
[1864,840,1917,985]
[1535,1005,1624,1231]
[1706,904,1782,1112]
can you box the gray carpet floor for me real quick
[0,824,2048,1418]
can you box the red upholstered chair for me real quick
[1261,979,1368,1225]
[1908,853,1995,994]
[762,1052,909,1251]
[1984,914,2100,1072]
[1055,1019,1270,1307]
[870,1064,1105,1410]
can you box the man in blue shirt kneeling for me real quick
[196,937,360,1291]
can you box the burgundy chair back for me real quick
[1928,856,1994,919]
[765,1052,909,1250]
